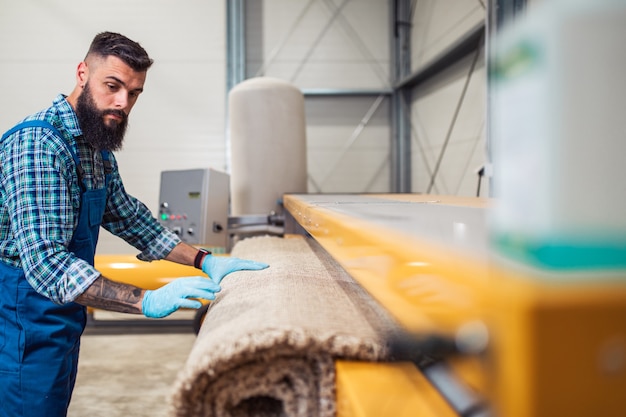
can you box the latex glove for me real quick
[142,276,221,318]
[202,254,269,285]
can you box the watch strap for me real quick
[194,248,211,269]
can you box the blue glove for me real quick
[202,254,269,285]
[142,277,221,318]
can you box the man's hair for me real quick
[85,31,153,72]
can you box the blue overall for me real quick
[0,120,110,417]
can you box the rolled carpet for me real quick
[168,235,400,417]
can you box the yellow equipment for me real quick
[94,255,198,290]
[94,192,626,416]
[283,193,626,417]
[91,255,206,330]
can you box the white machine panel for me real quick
[158,168,229,252]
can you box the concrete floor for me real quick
[67,310,198,417]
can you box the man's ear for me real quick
[76,61,88,88]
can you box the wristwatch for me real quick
[194,248,212,269]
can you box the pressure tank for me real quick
[228,77,307,216]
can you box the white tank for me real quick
[229,77,307,216]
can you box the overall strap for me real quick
[1,120,87,190]
[1,119,63,141]
[101,150,112,186]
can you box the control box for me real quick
[157,168,229,252]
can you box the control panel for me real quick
[157,168,229,252]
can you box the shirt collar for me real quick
[52,94,83,138]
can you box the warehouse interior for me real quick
[1,0,625,416]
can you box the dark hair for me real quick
[86,31,153,72]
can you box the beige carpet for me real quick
[168,235,401,417]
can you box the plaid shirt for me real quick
[0,94,180,304]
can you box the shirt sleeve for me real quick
[0,129,101,304]
[101,154,181,261]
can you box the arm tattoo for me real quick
[75,275,144,314]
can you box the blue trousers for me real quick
[0,261,85,417]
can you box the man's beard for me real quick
[76,83,128,152]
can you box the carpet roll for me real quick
[168,236,400,417]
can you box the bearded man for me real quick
[0,32,268,417]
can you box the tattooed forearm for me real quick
[75,275,145,314]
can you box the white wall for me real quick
[411,0,485,70]
[0,0,227,254]
[411,52,487,196]
[409,0,488,197]
[248,0,390,89]
[305,95,391,193]
[247,0,487,197]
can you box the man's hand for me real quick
[142,277,221,318]
[202,254,269,285]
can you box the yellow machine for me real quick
[283,193,626,417]
[91,255,207,330]
[95,192,626,416]
[94,254,199,291]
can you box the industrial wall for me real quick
[0,0,487,254]
[243,0,392,193]
[408,0,486,196]
[244,0,487,196]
